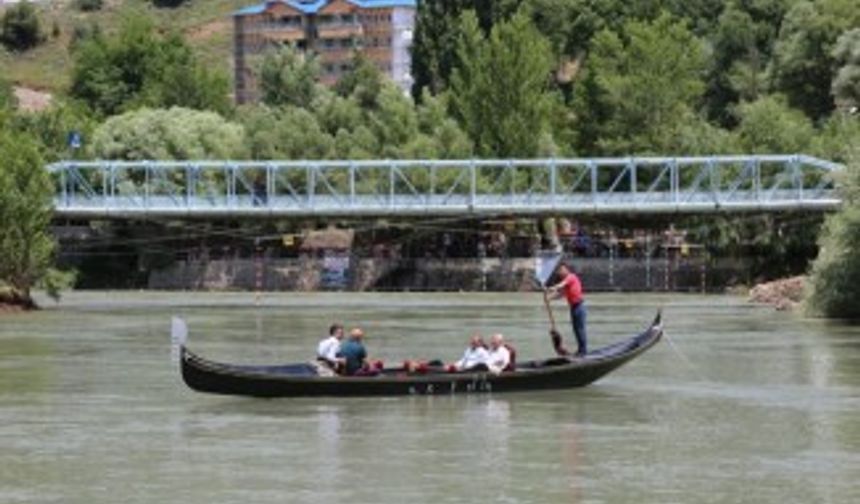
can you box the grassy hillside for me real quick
[0,0,248,93]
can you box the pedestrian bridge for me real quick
[48,155,843,219]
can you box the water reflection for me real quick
[2,292,860,504]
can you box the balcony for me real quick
[316,23,363,39]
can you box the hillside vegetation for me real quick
[0,0,244,91]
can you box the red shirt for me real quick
[562,272,584,306]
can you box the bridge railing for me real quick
[47,155,842,217]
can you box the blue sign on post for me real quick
[67,131,82,150]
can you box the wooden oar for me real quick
[544,289,570,356]
[535,252,569,356]
[542,289,557,333]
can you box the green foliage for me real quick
[70,14,230,116]
[411,0,516,97]
[734,95,814,153]
[91,107,247,160]
[0,127,58,304]
[770,0,860,120]
[40,268,77,302]
[811,114,860,163]
[450,11,557,157]
[831,28,860,111]
[0,77,16,111]
[573,13,707,155]
[807,148,860,318]
[149,53,232,116]
[12,101,97,162]
[334,54,384,109]
[259,45,321,108]
[0,0,42,51]
[240,105,335,160]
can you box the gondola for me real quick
[178,311,663,398]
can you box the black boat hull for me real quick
[180,312,663,398]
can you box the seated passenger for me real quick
[452,334,490,371]
[337,328,376,376]
[316,323,345,371]
[486,333,512,374]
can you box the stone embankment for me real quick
[749,276,805,311]
[148,256,731,292]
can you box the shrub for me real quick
[0,1,42,51]
[75,0,104,12]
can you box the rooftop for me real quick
[234,0,417,17]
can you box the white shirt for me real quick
[317,336,340,362]
[455,346,490,370]
[486,345,511,373]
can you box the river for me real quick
[1,292,859,504]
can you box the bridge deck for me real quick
[48,156,842,218]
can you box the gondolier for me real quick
[548,264,587,356]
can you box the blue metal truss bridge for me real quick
[48,155,843,219]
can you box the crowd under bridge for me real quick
[48,155,844,220]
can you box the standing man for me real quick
[549,264,587,356]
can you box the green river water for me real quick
[1,292,859,504]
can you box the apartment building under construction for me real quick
[233,0,416,104]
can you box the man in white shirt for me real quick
[317,323,344,369]
[454,335,490,371]
[486,333,512,374]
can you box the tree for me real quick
[334,54,384,109]
[410,0,516,98]
[573,13,707,155]
[70,14,230,116]
[831,28,860,112]
[450,10,557,157]
[806,147,860,318]
[770,0,860,120]
[259,45,321,109]
[0,0,41,51]
[0,129,61,307]
[147,52,232,116]
[239,105,335,160]
[91,107,247,160]
[12,101,97,162]
[734,95,814,154]
[812,114,860,164]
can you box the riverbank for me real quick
[0,290,35,314]
[749,276,806,311]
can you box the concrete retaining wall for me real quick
[149,256,746,292]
